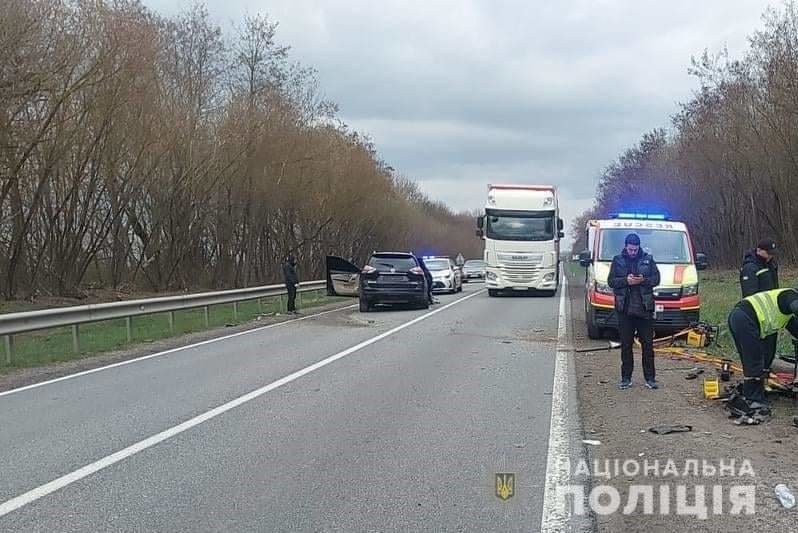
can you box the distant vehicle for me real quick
[324,253,429,312]
[423,257,463,293]
[476,184,564,297]
[462,259,487,281]
[578,212,709,339]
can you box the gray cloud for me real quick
[144,0,771,242]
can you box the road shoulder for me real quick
[569,274,798,530]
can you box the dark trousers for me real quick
[286,284,297,312]
[618,314,655,382]
[728,307,767,403]
[763,333,778,371]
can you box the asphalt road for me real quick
[0,283,567,532]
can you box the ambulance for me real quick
[578,213,708,339]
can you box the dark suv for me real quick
[359,252,429,312]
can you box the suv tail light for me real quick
[409,266,424,275]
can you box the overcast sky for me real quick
[145,0,770,240]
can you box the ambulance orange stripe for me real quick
[674,265,686,284]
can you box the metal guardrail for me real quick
[1,280,328,363]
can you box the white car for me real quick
[424,257,463,293]
[462,259,487,281]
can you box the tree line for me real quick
[0,0,481,300]
[571,3,798,267]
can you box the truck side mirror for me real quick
[476,216,484,229]
[578,249,592,267]
[558,231,565,239]
[558,217,564,231]
[475,229,484,238]
[695,252,708,271]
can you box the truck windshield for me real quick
[486,213,554,241]
[598,229,691,264]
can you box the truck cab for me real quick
[476,184,564,297]
[579,213,708,339]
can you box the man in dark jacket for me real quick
[608,233,661,390]
[740,239,779,377]
[417,257,435,305]
[282,255,300,314]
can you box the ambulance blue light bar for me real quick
[612,212,670,220]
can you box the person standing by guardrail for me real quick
[739,238,779,381]
[608,233,661,391]
[283,255,300,315]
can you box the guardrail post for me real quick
[204,306,210,328]
[125,317,132,343]
[72,325,80,353]
[233,302,239,322]
[257,298,263,314]
[278,294,284,313]
[298,290,303,307]
[168,311,175,333]
[4,335,13,365]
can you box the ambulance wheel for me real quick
[587,307,603,340]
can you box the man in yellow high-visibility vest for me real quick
[728,288,798,409]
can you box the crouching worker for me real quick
[727,288,798,415]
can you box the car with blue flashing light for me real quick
[577,212,709,339]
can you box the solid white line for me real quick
[0,304,357,399]
[540,274,572,532]
[0,289,485,518]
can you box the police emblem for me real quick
[495,473,515,501]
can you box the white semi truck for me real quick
[476,184,564,296]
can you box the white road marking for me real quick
[540,275,572,532]
[0,289,485,518]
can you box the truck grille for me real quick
[500,265,543,283]
[496,253,544,283]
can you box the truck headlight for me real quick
[682,284,699,296]
[543,272,555,282]
[595,281,613,295]
[487,271,498,281]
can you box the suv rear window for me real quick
[368,255,418,271]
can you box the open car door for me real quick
[326,256,360,297]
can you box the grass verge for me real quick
[1,290,350,372]
[700,269,798,358]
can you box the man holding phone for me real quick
[608,233,661,390]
